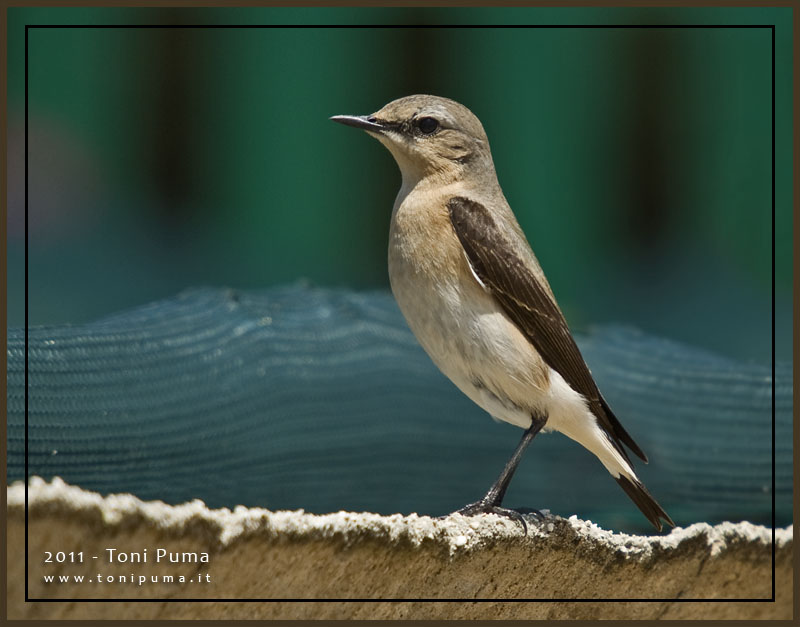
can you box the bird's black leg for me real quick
[452,413,548,534]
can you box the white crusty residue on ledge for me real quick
[8,476,792,559]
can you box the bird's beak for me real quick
[330,114,389,133]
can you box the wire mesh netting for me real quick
[6,285,790,534]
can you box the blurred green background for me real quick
[7,7,792,365]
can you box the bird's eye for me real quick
[417,117,439,135]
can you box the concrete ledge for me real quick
[7,477,793,620]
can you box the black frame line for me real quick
[18,24,775,31]
[20,24,777,28]
[22,22,778,604]
[24,20,30,608]
[770,22,777,605]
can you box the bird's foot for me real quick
[447,500,540,536]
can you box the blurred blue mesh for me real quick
[6,285,791,533]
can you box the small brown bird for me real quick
[332,95,673,532]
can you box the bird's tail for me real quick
[577,417,674,532]
[614,474,674,532]
[549,382,674,532]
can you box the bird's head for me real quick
[331,95,495,188]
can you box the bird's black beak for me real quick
[330,114,388,133]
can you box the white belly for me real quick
[386,206,637,481]
[388,237,548,429]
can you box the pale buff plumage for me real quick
[331,95,673,532]
[372,96,621,470]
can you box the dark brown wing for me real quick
[448,196,647,464]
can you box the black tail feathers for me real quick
[615,475,674,532]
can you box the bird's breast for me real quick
[387,193,550,428]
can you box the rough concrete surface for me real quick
[7,477,793,620]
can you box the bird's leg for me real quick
[452,413,548,534]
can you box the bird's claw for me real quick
[448,501,531,536]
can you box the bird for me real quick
[331,95,674,533]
